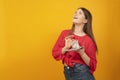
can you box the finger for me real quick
[80,46,85,49]
[65,35,74,40]
[69,35,74,39]
[67,35,74,39]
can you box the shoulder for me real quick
[85,35,95,45]
[61,29,70,33]
[84,35,97,51]
[60,29,71,35]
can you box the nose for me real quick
[74,13,77,17]
[74,12,79,16]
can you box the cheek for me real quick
[78,18,82,22]
[78,17,85,22]
[76,18,83,23]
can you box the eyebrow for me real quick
[74,10,83,14]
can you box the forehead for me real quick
[76,9,84,13]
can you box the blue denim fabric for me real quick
[64,63,95,80]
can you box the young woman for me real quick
[52,7,98,80]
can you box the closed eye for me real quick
[79,11,82,14]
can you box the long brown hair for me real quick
[70,7,98,51]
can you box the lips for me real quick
[73,16,78,19]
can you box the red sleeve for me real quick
[86,40,97,74]
[52,30,68,61]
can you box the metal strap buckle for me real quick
[67,66,70,69]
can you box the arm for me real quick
[78,42,97,73]
[78,47,90,66]
[52,30,66,61]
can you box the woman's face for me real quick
[72,9,87,24]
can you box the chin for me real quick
[72,19,79,23]
[72,20,76,23]
[73,21,79,24]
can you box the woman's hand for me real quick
[62,35,74,54]
[64,35,74,49]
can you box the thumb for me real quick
[80,46,85,49]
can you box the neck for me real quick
[74,23,85,36]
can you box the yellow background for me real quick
[0,0,120,80]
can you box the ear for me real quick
[83,19,87,23]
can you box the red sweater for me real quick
[52,30,97,74]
